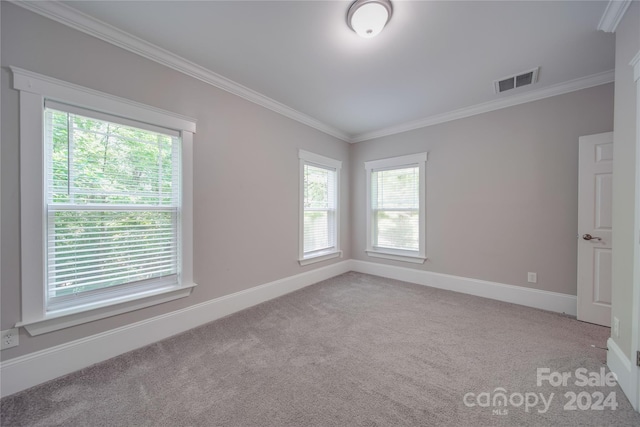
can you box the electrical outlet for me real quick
[613,317,620,338]
[1,328,19,350]
[527,272,537,283]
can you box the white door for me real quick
[577,132,613,326]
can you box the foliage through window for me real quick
[299,150,341,265]
[371,167,419,251]
[365,153,427,263]
[45,103,181,310]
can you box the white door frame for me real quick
[632,49,640,412]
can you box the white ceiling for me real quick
[55,0,615,141]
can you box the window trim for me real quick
[12,67,197,336]
[298,150,342,266]
[364,152,428,264]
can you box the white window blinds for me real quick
[44,101,181,311]
[303,163,337,256]
[371,166,419,251]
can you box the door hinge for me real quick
[637,351,640,367]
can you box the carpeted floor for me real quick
[1,272,639,426]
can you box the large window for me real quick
[365,153,427,263]
[298,150,342,265]
[13,67,197,335]
[45,102,181,311]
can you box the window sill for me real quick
[366,250,426,264]
[298,250,342,266]
[16,283,197,336]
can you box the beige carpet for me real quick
[1,272,639,426]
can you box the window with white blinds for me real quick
[44,102,181,311]
[372,167,419,251]
[14,68,196,335]
[365,153,427,264]
[298,150,341,265]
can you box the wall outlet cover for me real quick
[1,328,19,350]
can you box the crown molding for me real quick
[350,70,615,143]
[597,0,632,33]
[9,0,352,142]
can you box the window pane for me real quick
[303,163,336,255]
[45,107,181,308]
[374,210,419,250]
[373,167,419,209]
[48,210,178,298]
[304,211,335,253]
[46,108,179,206]
[304,164,335,209]
[372,166,419,250]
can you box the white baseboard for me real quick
[607,337,638,410]
[350,260,577,315]
[0,260,351,398]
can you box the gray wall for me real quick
[611,1,639,360]
[350,84,614,296]
[0,3,350,361]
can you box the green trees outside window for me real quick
[46,108,180,303]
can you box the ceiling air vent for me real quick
[494,67,539,94]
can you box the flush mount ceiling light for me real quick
[347,0,393,39]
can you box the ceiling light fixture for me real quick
[347,0,393,39]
